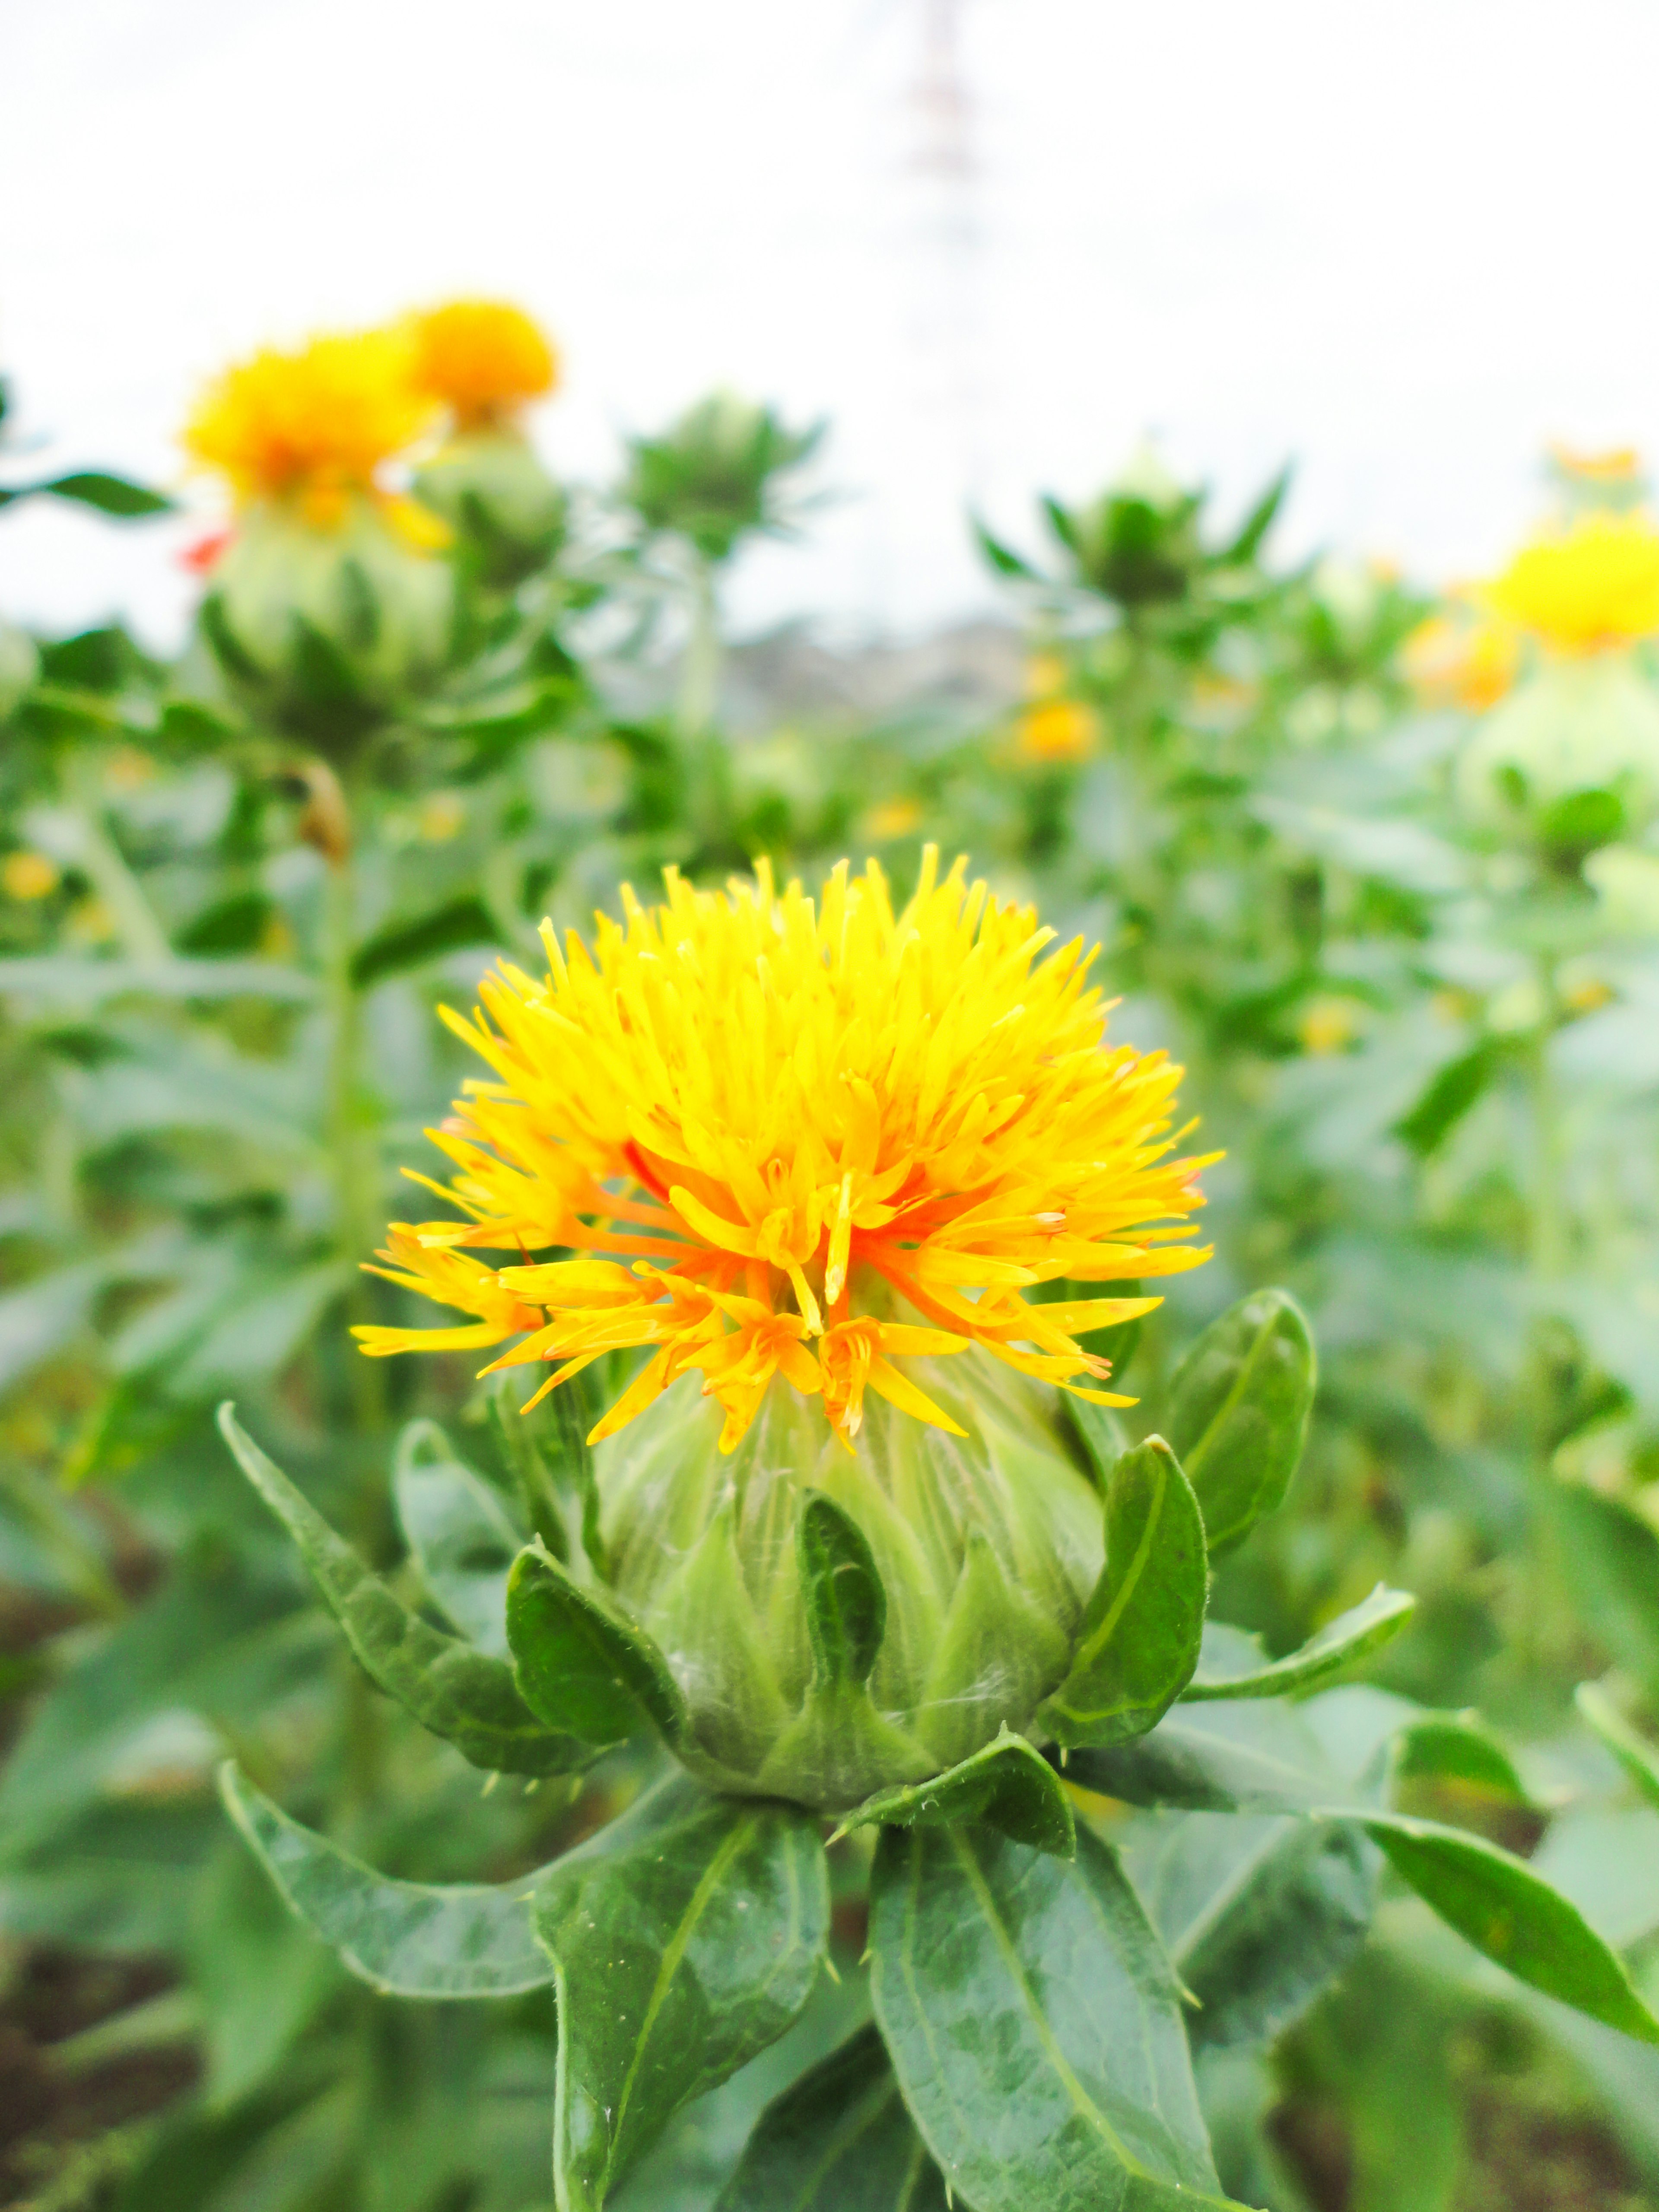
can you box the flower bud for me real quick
[597,1357,1104,1813]
[1457,656,1659,845]
[415,427,566,588]
[204,492,455,738]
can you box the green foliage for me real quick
[1167,1289,1317,1556]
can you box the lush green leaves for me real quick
[833,1729,1075,1857]
[1576,1681,1659,1812]
[869,1821,1237,2212]
[220,1764,554,1998]
[505,1540,685,1749]
[1181,1585,1415,1701]
[798,1487,887,1687]
[1166,1288,1316,1554]
[717,2023,947,2212]
[392,1419,522,1656]
[1039,1437,1207,1746]
[218,1405,586,1775]
[535,1775,829,2211]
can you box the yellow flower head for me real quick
[1015,697,1099,765]
[409,300,558,428]
[1402,607,1521,712]
[356,852,1213,1454]
[1486,512,1659,655]
[184,330,439,520]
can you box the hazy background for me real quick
[3,0,1656,645]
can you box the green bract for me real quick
[597,1358,1103,1811]
[415,426,566,587]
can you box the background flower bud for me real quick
[415,428,566,588]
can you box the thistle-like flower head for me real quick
[409,299,559,429]
[359,852,1214,1457]
[1487,511,1659,655]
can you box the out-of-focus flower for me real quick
[1016,696,1099,764]
[1297,998,1360,1055]
[1549,444,1643,490]
[1486,511,1659,656]
[1458,657,1659,839]
[408,300,558,429]
[1402,607,1521,712]
[417,792,466,843]
[862,798,922,842]
[3,851,60,901]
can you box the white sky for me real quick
[3,0,1657,648]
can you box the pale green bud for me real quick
[1458,656,1659,841]
[597,1359,1104,1814]
[414,427,566,588]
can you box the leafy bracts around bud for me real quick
[596,1358,1103,1812]
[415,428,566,587]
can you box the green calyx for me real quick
[596,1359,1104,1814]
[414,427,566,586]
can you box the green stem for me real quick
[1,1462,124,1618]
[63,796,170,963]
[321,820,385,1439]
[677,556,721,737]
[1527,958,1567,1283]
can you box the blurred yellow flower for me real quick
[1550,443,1643,488]
[183,331,439,523]
[1016,697,1098,764]
[409,300,558,428]
[417,792,466,843]
[3,851,60,901]
[1487,512,1659,655]
[1298,998,1360,1056]
[1402,609,1521,712]
[863,798,922,842]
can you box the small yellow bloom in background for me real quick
[1402,608,1521,712]
[1562,974,1615,1014]
[67,897,117,945]
[1024,650,1068,698]
[409,300,558,429]
[1016,696,1099,765]
[3,851,60,901]
[183,330,440,519]
[1486,511,1659,656]
[1549,443,1643,489]
[102,746,156,793]
[862,798,922,842]
[417,792,466,843]
[356,850,1213,1455]
[1297,997,1360,1056]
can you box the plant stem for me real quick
[1527,957,1567,1283]
[677,555,721,737]
[321,801,385,1439]
[62,790,170,963]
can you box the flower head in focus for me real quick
[409,300,558,429]
[357,851,1214,1453]
[1486,511,1659,656]
[183,331,439,527]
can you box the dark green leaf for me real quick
[1167,1288,1316,1554]
[350,893,503,989]
[971,515,1039,582]
[1217,464,1291,566]
[798,1488,887,1688]
[833,1729,1075,1857]
[716,2022,947,2212]
[1181,1586,1414,1701]
[1038,1436,1207,1748]
[217,1405,584,1776]
[1123,1808,1375,2048]
[0,470,172,517]
[869,1821,1236,2212]
[393,1418,523,1656]
[505,1540,685,1748]
[219,1764,553,1998]
[1388,1712,1531,1810]
[1576,1681,1659,1812]
[1392,1039,1503,1159]
[536,1775,829,2211]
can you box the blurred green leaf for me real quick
[1182,1586,1415,1701]
[1551,1486,1659,1698]
[220,1763,555,1997]
[716,2023,947,2212]
[1038,1435,1207,1747]
[393,1419,523,1656]
[350,893,503,989]
[1168,1288,1316,1554]
[0,470,172,517]
[1576,1681,1659,1813]
[834,1728,1075,1858]
[1392,1039,1504,1158]
[536,1774,829,2211]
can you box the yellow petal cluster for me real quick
[409,300,558,427]
[184,331,439,517]
[356,851,1214,1454]
[1402,607,1521,712]
[1487,512,1659,655]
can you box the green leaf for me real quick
[1217,464,1291,566]
[1392,1039,1504,1159]
[536,1775,829,2212]
[491,1366,606,1572]
[0,470,173,518]
[716,2022,947,2212]
[1065,1693,1346,1814]
[1065,1390,1130,1484]
[971,515,1039,583]
[1038,1436,1207,1748]
[1181,1586,1415,1701]
[833,1729,1075,1858]
[393,1418,523,1656]
[798,1488,887,1688]
[505,1540,685,1748]
[1551,1484,1659,1699]
[1387,1712,1532,1816]
[869,1821,1238,2212]
[1576,1681,1659,1813]
[217,1405,584,1776]
[1122,1808,1375,2049]
[1366,1816,1659,2044]
[350,893,504,990]
[1167,1288,1316,1555]
[219,1764,552,1998]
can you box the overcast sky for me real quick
[3,0,1657,647]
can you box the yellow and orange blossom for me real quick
[1486,511,1659,656]
[409,300,558,428]
[357,852,1213,1453]
[183,331,439,525]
